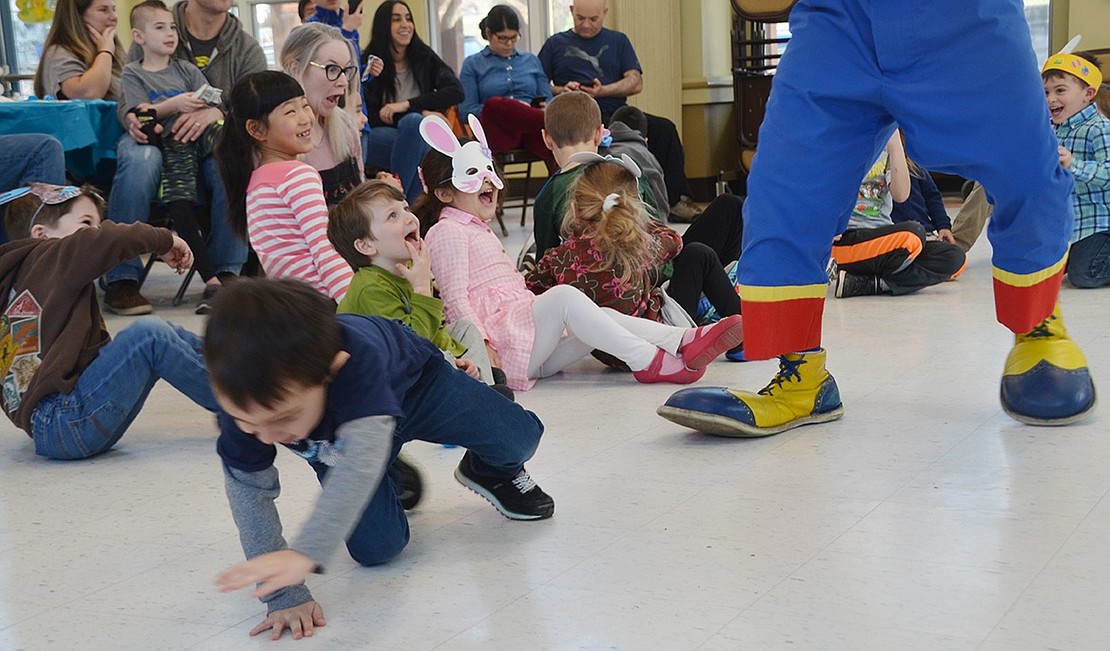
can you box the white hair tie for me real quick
[602,193,621,213]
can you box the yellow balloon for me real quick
[16,0,54,24]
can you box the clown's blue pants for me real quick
[738,0,1073,359]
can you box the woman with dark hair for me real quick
[360,0,463,203]
[458,4,554,171]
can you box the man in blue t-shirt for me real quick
[207,279,554,641]
[538,0,702,221]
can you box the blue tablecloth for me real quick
[0,99,122,177]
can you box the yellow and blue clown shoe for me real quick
[1001,305,1096,425]
[657,349,844,437]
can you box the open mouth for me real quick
[1049,105,1065,120]
[404,227,419,243]
[296,128,313,139]
[478,188,496,206]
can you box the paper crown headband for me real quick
[1042,35,1103,89]
[418,114,504,193]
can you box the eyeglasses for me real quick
[493,33,520,45]
[308,61,357,81]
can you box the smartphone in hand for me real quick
[530,96,545,108]
[348,0,361,14]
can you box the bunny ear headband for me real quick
[565,151,642,179]
[1042,35,1102,88]
[418,114,504,193]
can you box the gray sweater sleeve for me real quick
[222,464,314,612]
[222,415,394,613]
[288,415,395,569]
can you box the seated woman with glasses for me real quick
[281,23,367,205]
[361,0,464,204]
[459,4,555,172]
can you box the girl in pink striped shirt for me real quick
[416,114,744,391]
[217,71,353,302]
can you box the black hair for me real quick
[216,70,306,239]
[204,278,343,410]
[611,105,648,136]
[479,4,520,41]
[360,1,435,106]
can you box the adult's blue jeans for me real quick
[364,112,429,204]
[1068,232,1110,288]
[105,135,247,284]
[311,359,543,566]
[0,134,66,242]
[30,317,217,460]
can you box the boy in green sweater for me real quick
[328,181,511,398]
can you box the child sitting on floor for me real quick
[327,180,513,398]
[208,278,553,641]
[831,131,966,298]
[526,158,742,329]
[217,70,353,302]
[0,183,213,459]
[415,113,743,391]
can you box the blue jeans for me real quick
[364,113,429,204]
[30,317,217,460]
[0,134,66,242]
[310,359,543,566]
[105,136,247,284]
[1068,232,1110,288]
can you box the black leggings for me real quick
[664,194,746,318]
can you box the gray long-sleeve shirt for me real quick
[223,415,394,612]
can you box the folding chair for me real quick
[732,0,797,178]
[493,148,544,233]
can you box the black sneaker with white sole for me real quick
[454,452,554,520]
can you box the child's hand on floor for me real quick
[455,357,480,378]
[936,228,956,244]
[216,549,317,599]
[249,600,327,641]
[161,235,194,274]
[397,238,434,296]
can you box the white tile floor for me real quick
[2,207,1110,650]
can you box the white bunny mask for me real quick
[418,114,504,193]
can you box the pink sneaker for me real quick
[680,315,744,371]
[633,349,706,384]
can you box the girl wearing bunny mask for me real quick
[416,114,744,391]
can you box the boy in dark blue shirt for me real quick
[207,279,552,641]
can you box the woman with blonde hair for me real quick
[33,0,123,100]
[280,23,366,205]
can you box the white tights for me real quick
[527,284,686,379]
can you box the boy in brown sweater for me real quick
[0,183,217,459]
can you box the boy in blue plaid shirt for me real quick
[1043,49,1110,288]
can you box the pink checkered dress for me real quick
[425,207,538,391]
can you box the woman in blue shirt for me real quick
[458,5,555,171]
